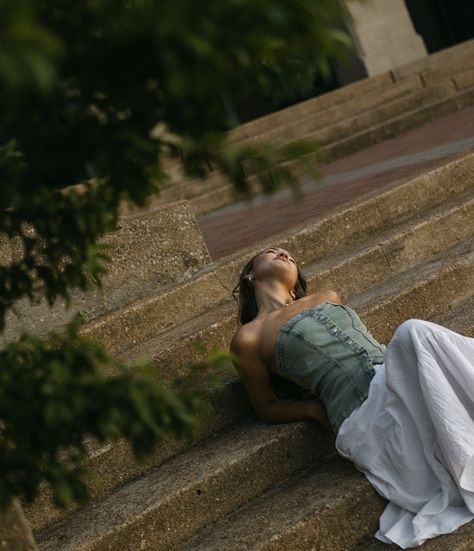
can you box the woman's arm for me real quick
[230,331,333,432]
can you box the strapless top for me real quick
[274,302,386,433]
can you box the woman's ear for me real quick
[290,289,296,299]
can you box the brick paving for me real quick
[198,106,474,261]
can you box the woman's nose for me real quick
[278,250,289,259]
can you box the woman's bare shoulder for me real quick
[230,322,259,354]
[306,289,343,304]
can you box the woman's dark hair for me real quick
[232,249,307,325]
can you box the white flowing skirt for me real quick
[335,319,474,549]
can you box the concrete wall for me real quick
[345,0,427,76]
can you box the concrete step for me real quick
[432,294,474,338]
[0,200,212,346]
[349,238,473,344]
[226,39,474,145]
[226,71,394,143]
[27,155,474,535]
[29,234,474,537]
[157,78,464,214]
[177,406,474,551]
[37,259,474,549]
[350,519,474,550]
[393,39,474,81]
[324,85,474,165]
[123,193,474,386]
[235,75,424,148]
[173,455,385,551]
[80,153,474,356]
[189,85,474,216]
[241,78,455,149]
[26,177,474,533]
[190,85,474,216]
[156,43,474,215]
[36,422,336,551]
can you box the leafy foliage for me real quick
[1,0,352,326]
[0,0,353,511]
[0,315,233,509]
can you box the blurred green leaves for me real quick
[0,0,61,98]
[0,315,231,509]
[1,0,352,325]
[0,0,353,512]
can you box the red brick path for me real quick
[198,107,474,260]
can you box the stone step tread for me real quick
[30,155,474,533]
[159,41,474,174]
[89,239,474,469]
[243,82,470,162]
[432,294,474,338]
[233,75,425,146]
[302,187,474,276]
[37,420,333,551]
[164,71,465,191]
[394,39,474,80]
[246,79,457,148]
[228,42,474,144]
[177,452,474,551]
[226,73,396,144]
[35,295,474,548]
[190,86,474,216]
[174,455,384,551]
[350,519,474,550]
[172,76,455,189]
[83,152,474,356]
[323,85,474,162]
[32,242,474,539]
[120,192,474,371]
[350,237,474,315]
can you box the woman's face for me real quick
[251,247,298,286]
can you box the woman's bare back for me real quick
[236,290,342,374]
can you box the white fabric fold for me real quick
[335,319,474,548]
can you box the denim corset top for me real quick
[274,302,386,433]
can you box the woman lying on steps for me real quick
[230,246,474,549]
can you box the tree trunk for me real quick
[0,499,37,551]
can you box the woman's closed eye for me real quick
[265,248,296,264]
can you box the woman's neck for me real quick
[255,283,294,314]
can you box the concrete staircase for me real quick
[30,148,474,549]
[138,39,474,218]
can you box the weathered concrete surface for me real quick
[354,519,474,550]
[201,120,474,259]
[433,295,474,339]
[234,75,425,147]
[0,499,37,551]
[37,422,335,551]
[123,234,474,394]
[176,456,386,551]
[80,152,474,356]
[29,189,474,536]
[0,200,211,346]
[25,154,474,535]
[191,82,474,217]
[219,73,394,145]
[24,373,254,535]
[230,39,473,144]
[149,40,474,218]
[35,243,474,547]
[29,145,474,549]
[393,38,474,81]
